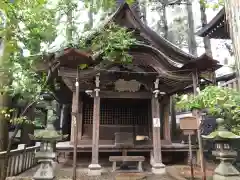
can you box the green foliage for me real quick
[0,108,32,125]
[176,86,240,133]
[176,93,202,111]
[84,0,135,13]
[0,0,56,101]
[199,0,224,9]
[0,0,137,128]
[80,22,137,64]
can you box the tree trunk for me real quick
[200,2,216,83]
[162,4,168,39]
[88,9,93,29]
[0,95,9,151]
[140,0,147,24]
[156,2,168,39]
[66,3,73,42]
[186,0,197,56]
[200,3,212,56]
[0,30,10,151]
[224,0,240,78]
[20,105,35,146]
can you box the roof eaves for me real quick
[121,3,196,61]
[196,8,225,37]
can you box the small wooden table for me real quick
[109,156,145,172]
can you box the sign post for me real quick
[180,117,198,180]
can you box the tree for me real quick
[199,0,215,83]
[199,1,212,56]
[139,0,147,24]
[0,1,57,179]
[223,0,240,78]
[186,0,197,56]
[168,16,188,48]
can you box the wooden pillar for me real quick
[78,101,83,140]
[61,104,71,140]
[88,74,101,176]
[151,77,166,174]
[170,96,177,140]
[70,93,83,143]
[163,96,171,143]
[71,93,77,143]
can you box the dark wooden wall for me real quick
[82,96,151,140]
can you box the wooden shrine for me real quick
[38,2,221,175]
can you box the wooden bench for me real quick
[109,156,145,172]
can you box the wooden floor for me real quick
[56,140,197,152]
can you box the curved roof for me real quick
[38,3,222,100]
[88,3,196,64]
[196,8,230,39]
[57,44,221,95]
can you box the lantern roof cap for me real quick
[202,118,240,140]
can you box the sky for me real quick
[49,0,232,77]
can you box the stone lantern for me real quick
[29,92,68,180]
[202,118,240,180]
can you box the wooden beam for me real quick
[59,67,97,78]
[100,91,152,99]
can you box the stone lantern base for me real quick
[213,161,240,180]
[33,151,56,180]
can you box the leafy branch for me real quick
[176,86,240,133]
[89,23,137,63]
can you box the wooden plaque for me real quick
[180,116,198,130]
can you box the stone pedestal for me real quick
[88,164,102,176]
[151,163,166,175]
[213,161,240,180]
[202,118,240,180]
[33,150,56,180]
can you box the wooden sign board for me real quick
[180,116,198,130]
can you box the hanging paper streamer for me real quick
[153,118,160,127]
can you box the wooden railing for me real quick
[0,143,40,177]
[220,78,240,91]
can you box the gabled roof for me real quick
[38,3,222,99]
[196,8,230,39]
[93,3,196,65]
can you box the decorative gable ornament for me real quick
[114,79,141,92]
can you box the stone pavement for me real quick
[8,157,179,180]
[15,165,176,180]
[12,164,177,180]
